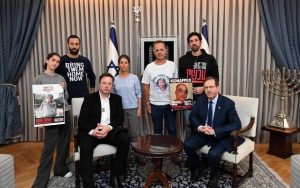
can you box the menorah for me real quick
[262,68,300,129]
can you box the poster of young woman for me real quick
[170,78,193,110]
[32,84,65,127]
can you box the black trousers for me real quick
[32,111,72,188]
[79,129,130,188]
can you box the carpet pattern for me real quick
[48,152,288,188]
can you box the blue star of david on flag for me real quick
[107,60,120,75]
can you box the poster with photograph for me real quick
[170,78,193,110]
[32,84,65,127]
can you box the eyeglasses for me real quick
[204,86,217,90]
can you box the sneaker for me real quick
[63,172,73,178]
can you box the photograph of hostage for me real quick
[39,94,57,118]
[156,78,167,93]
[175,83,189,104]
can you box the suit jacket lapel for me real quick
[213,95,223,126]
[202,97,209,124]
[95,92,102,121]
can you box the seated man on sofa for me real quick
[184,76,244,187]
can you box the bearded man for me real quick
[56,34,96,104]
[178,32,219,140]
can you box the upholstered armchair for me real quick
[197,95,259,187]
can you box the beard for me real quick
[69,48,79,55]
[191,45,200,52]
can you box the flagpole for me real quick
[133,5,141,76]
[133,5,149,136]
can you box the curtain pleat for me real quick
[16,0,299,143]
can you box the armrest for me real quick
[230,117,255,154]
[73,115,79,152]
[231,117,255,138]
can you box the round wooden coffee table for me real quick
[131,134,183,188]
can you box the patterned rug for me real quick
[47,152,288,188]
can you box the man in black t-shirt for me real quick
[56,35,96,104]
[178,32,219,139]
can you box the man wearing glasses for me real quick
[184,76,243,187]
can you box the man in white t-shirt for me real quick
[142,40,178,137]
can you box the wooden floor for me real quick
[0,142,299,188]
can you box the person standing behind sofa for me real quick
[32,52,72,188]
[56,34,96,104]
[114,54,142,138]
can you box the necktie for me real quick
[207,101,213,126]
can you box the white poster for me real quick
[32,84,65,127]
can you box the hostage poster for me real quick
[170,78,193,110]
[32,84,65,127]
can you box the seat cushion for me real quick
[291,155,300,188]
[74,144,117,161]
[197,137,254,164]
[0,154,15,188]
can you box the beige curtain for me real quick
[17,0,299,142]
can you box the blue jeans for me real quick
[150,104,177,137]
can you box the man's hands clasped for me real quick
[92,123,110,139]
[198,124,215,136]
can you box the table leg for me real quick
[144,158,170,188]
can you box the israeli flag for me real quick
[106,24,119,76]
[201,22,210,54]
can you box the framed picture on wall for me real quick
[140,36,178,74]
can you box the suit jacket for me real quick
[189,94,243,152]
[78,91,124,136]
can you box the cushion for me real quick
[74,144,117,161]
[71,98,84,117]
[197,137,254,164]
[291,155,300,188]
[0,154,15,188]
[224,95,259,137]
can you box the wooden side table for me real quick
[262,126,300,158]
[131,134,183,188]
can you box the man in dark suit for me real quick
[184,76,243,187]
[78,73,130,188]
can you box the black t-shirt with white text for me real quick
[56,55,96,104]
